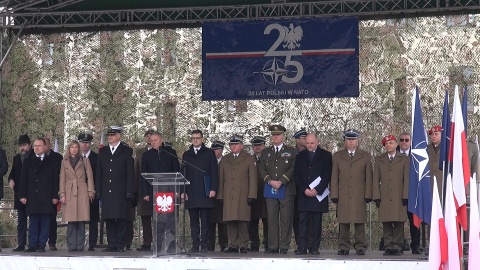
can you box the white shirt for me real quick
[273,143,284,153]
[109,142,121,154]
[36,154,45,161]
[400,149,410,155]
[83,150,91,158]
[348,150,356,156]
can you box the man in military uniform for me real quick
[208,140,228,252]
[96,126,134,252]
[218,135,257,253]
[135,129,154,252]
[331,129,372,256]
[292,129,307,249]
[78,132,99,251]
[248,136,268,252]
[373,135,409,256]
[259,125,297,254]
[427,126,443,196]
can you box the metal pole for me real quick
[0,23,25,70]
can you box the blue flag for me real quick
[408,87,432,226]
[462,87,468,137]
[439,90,451,172]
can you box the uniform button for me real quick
[36,190,38,192]
[109,180,112,183]
[109,190,112,193]
[110,169,112,172]
[275,167,278,169]
[110,159,113,162]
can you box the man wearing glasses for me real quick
[182,130,218,253]
[397,132,421,254]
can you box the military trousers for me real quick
[266,195,294,250]
[338,223,367,251]
[227,221,249,249]
[382,222,404,251]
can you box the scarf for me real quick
[69,155,81,169]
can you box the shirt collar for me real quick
[83,150,91,157]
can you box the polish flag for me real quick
[444,174,461,270]
[428,176,448,270]
[448,86,470,230]
[468,173,480,269]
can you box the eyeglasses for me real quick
[191,137,203,140]
[399,138,410,142]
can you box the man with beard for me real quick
[9,135,31,252]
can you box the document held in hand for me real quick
[204,176,211,197]
[309,176,330,202]
[263,182,286,199]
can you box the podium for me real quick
[142,172,189,256]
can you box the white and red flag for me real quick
[428,176,448,270]
[468,173,480,269]
[444,174,461,270]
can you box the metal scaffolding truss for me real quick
[1,0,480,30]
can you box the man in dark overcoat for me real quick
[96,126,134,252]
[248,135,268,252]
[259,125,297,254]
[44,138,63,251]
[208,140,228,252]
[141,131,180,253]
[427,126,443,196]
[294,133,331,255]
[182,129,218,253]
[19,138,60,252]
[8,134,32,252]
[373,135,409,256]
[135,129,154,251]
[79,132,99,251]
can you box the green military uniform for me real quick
[259,125,297,253]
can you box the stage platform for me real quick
[0,248,428,270]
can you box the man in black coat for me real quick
[8,135,32,252]
[44,138,63,251]
[182,129,218,253]
[79,132,99,251]
[96,126,134,252]
[293,133,332,255]
[19,138,60,252]
[141,131,180,253]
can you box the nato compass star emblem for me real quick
[255,57,298,86]
[411,141,430,180]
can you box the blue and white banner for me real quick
[202,17,359,100]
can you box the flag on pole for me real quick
[428,176,448,270]
[53,138,59,153]
[468,173,480,269]
[444,174,461,270]
[448,86,470,230]
[408,86,432,226]
[99,133,105,149]
[462,87,467,137]
[439,90,451,172]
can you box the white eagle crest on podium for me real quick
[155,192,174,213]
[283,23,303,50]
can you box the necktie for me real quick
[111,147,115,152]
[276,147,279,153]
[195,149,198,155]
[389,156,393,162]
[402,152,407,156]
[349,152,354,159]
[233,155,237,160]
[256,156,260,162]
[308,151,314,161]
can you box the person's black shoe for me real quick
[412,248,422,254]
[12,246,25,252]
[224,247,239,253]
[391,249,401,256]
[356,250,365,255]
[337,250,349,255]
[88,246,95,251]
[310,250,320,255]
[383,249,392,256]
[248,246,259,252]
[295,249,307,255]
[38,247,46,252]
[402,240,410,252]
[200,247,208,253]
[24,247,36,252]
[69,248,76,252]
[49,245,57,251]
[188,246,199,253]
[240,247,247,254]
[279,249,288,254]
[117,248,125,252]
[264,248,279,254]
[102,247,117,252]
[125,245,132,250]
[136,245,151,251]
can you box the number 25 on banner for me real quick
[264,23,304,84]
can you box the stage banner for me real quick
[202,17,359,100]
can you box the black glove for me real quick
[96,193,101,200]
[374,199,381,208]
[218,199,223,205]
[126,193,134,201]
[402,199,408,206]
[331,198,338,203]
[365,198,372,203]
[247,198,255,206]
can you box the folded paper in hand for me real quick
[309,176,329,202]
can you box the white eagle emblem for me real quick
[156,193,173,213]
[283,23,303,50]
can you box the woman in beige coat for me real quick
[59,140,95,252]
